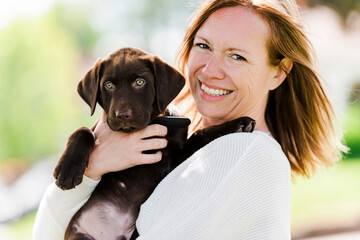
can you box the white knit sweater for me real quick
[33,131,291,240]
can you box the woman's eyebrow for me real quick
[194,35,249,55]
[228,47,249,55]
[194,35,210,45]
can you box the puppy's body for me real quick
[67,139,185,239]
[54,48,255,240]
[65,121,189,240]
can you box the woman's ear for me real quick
[269,58,293,90]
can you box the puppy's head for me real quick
[77,47,185,132]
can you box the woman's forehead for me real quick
[196,6,270,53]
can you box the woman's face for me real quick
[188,6,280,129]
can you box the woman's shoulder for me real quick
[202,130,283,154]
[197,131,289,169]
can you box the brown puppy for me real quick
[54,47,255,240]
[54,48,186,191]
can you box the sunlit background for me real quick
[0,0,359,239]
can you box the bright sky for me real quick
[0,0,59,29]
[0,0,93,29]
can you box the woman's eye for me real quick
[135,78,145,86]
[104,81,114,89]
[231,54,247,61]
[195,43,210,50]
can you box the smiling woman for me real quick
[176,0,347,176]
[187,6,291,130]
[33,0,347,239]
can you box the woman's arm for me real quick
[33,175,99,240]
[33,113,168,240]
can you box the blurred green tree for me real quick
[0,6,98,163]
[51,4,100,54]
[308,0,360,20]
[128,0,194,50]
[343,102,360,158]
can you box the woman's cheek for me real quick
[187,52,201,92]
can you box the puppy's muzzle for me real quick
[107,108,146,132]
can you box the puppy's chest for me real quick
[75,201,135,240]
[73,164,173,239]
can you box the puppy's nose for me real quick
[115,109,132,120]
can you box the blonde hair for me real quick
[174,0,348,177]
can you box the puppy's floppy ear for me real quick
[153,56,185,113]
[77,59,103,116]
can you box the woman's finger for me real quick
[139,138,168,152]
[136,124,168,139]
[93,122,111,140]
[93,112,108,136]
[136,151,163,165]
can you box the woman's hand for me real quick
[84,112,168,181]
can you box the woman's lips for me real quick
[200,81,233,97]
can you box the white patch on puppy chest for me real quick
[119,181,126,189]
[76,202,135,240]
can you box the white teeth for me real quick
[201,83,231,96]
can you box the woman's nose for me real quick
[201,53,225,79]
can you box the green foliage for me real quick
[310,0,360,20]
[0,12,84,163]
[51,3,100,53]
[343,103,360,158]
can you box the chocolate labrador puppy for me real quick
[54,47,255,240]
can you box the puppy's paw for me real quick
[234,116,256,133]
[202,116,255,138]
[53,127,95,190]
[54,157,88,190]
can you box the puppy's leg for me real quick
[182,117,255,160]
[54,127,95,190]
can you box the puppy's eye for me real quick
[135,78,145,86]
[104,81,114,89]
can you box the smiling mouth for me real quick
[200,82,233,97]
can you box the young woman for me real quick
[33,0,347,239]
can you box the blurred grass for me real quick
[291,159,360,235]
[7,212,36,240]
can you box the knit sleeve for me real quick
[137,132,292,240]
[32,175,99,240]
